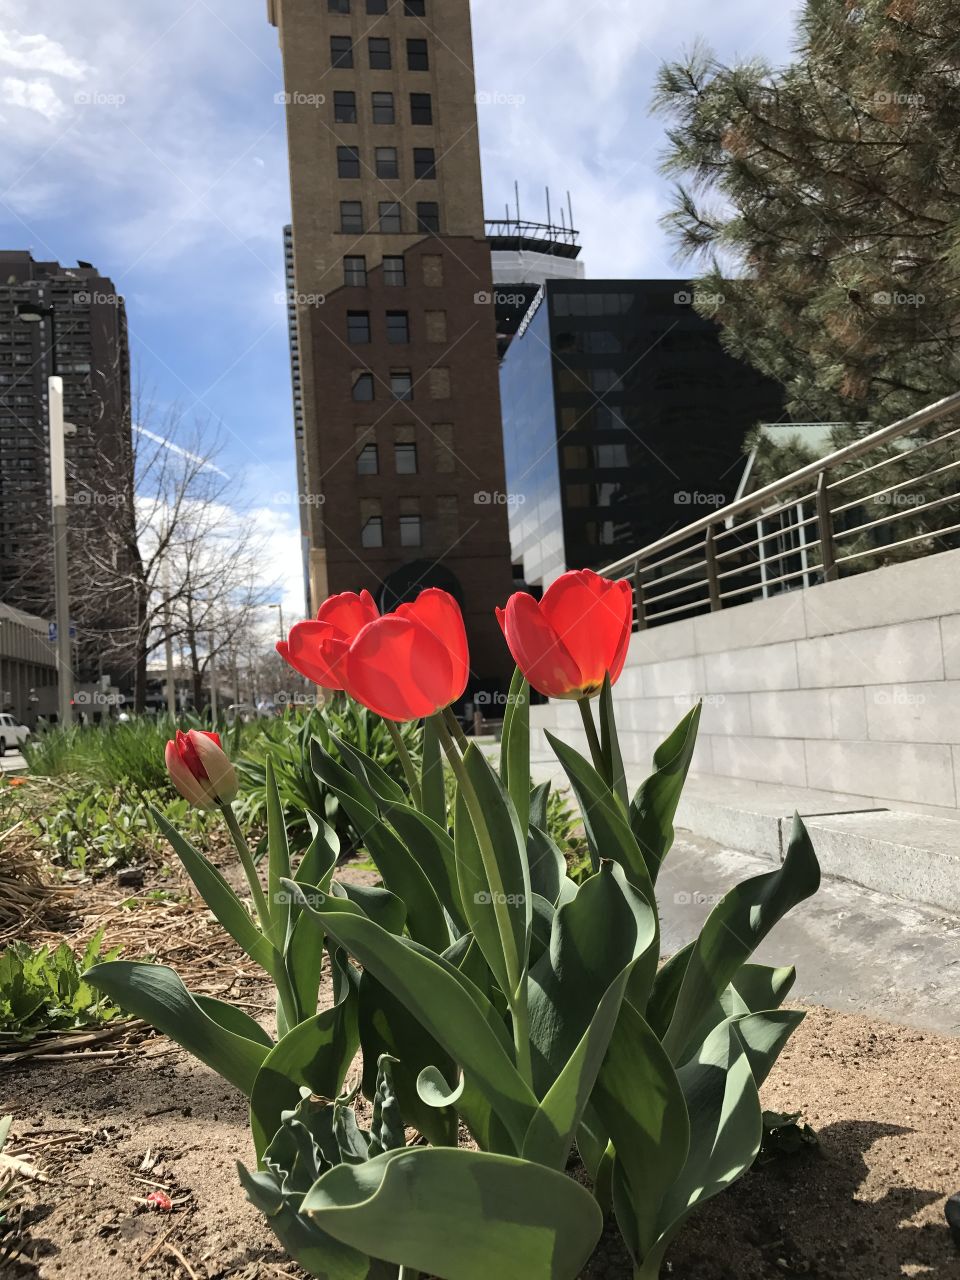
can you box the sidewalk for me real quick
[658,830,960,1036]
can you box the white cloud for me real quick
[0,29,89,80]
[1,75,67,120]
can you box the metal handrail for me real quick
[603,388,960,628]
[603,389,960,579]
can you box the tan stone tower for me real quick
[267,0,513,690]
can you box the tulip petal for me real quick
[540,570,629,692]
[165,740,215,809]
[190,730,238,805]
[279,622,350,689]
[396,589,469,701]
[316,589,380,638]
[497,593,583,700]
[345,616,456,721]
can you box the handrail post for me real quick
[816,471,839,582]
[705,524,722,611]
[633,564,648,631]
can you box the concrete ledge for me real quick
[800,810,960,913]
[674,774,881,865]
[531,749,960,913]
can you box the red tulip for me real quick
[496,569,633,700]
[278,587,469,722]
[165,729,238,809]
[276,589,379,689]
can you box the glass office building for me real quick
[499,279,786,587]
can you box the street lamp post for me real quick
[268,602,286,643]
[17,302,73,727]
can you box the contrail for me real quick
[134,424,230,478]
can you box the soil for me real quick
[3,855,960,1280]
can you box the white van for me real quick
[0,714,31,755]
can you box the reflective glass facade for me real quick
[499,279,786,585]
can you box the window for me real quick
[369,37,391,69]
[395,441,418,473]
[378,201,402,232]
[425,310,447,342]
[404,0,426,13]
[356,443,379,475]
[383,255,406,286]
[433,423,455,473]
[407,38,429,70]
[391,370,413,400]
[372,91,395,124]
[352,372,375,401]
[386,311,409,343]
[366,0,388,10]
[347,311,371,343]
[344,256,367,286]
[329,0,350,11]
[337,145,360,178]
[340,201,363,233]
[334,90,357,123]
[422,254,443,286]
[416,201,440,233]
[437,495,459,542]
[413,148,436,179]
[375,146,399,178]
[331,36,354,68]
[428,367,450,399]
[399,515,422,547]
[410,92,432,124]
[361,516,384,548]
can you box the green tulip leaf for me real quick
[544,732,657,912]
[592,1000,690,1260]
[85,961,269,1095]
[454,743,532,1004]
[334,735,407,807]
[500,667,531,835]
[421,714,446,827]
[628,704,702,883]
[284,881,538,1152]
[238,1163,387,1280]
[527,861,658,1092]
[380,804,467,934]
[598,673,628,809]
[301,1147,604,1280]
[662,815,820,1066]
[266,755,293,944]
[526,823,566,906]
[150,807,277,974]
[250,998,360,1160]
[330,786,450,952]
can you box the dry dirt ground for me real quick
[3,858,960,1279]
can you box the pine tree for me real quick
[653,0,960,427]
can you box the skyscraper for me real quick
[0,251,136,689]
[268,0,514,688]
[498,279,786,587]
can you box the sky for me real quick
[0,0,803,622]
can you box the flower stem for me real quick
[221,803,272,934]
[577,695,606,779]
[221,803,300,1033]
[443,704,469,750]
[433,714,532,1086]
[385,719,423,810]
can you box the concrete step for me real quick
[530,750,960,915]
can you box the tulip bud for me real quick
[165,729,238,809]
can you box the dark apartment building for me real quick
[0,251,136,689]
[499,279,786,586]
[267,0,514,687]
